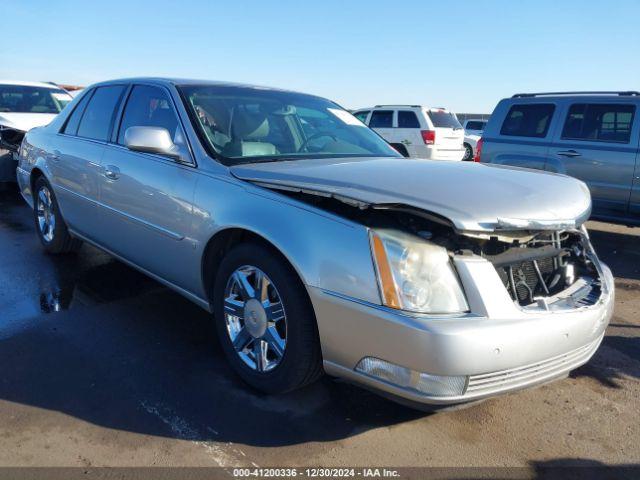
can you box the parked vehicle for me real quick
[0,80,73,183]
[352,105,465,160]
[17,79,613,408]
[462,119,487,161]
[478,91,640,226]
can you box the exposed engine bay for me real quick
[0,127,25,154]
[259,185,602,308]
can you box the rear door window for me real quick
[500,104,555,138]
[398,111,420,128]
[353,110,370,123]
[369,110,393,128]
[427,110,462,129]
[76,85,126,141]
[561,103,635,143]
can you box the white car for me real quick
[352,105,465,160]
[462,118,487,161]
[0,80,73,183]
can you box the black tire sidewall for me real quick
[463,144,473,161]
[213,242,321,393]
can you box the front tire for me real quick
[33,176,81,254]
[213,242,323,394]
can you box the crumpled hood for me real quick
[231,157,592,232]
[0,112,57,132]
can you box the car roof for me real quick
[354,105,451,112]
[0,80,65,89]
[505,92,640,103]
[86,77,322,98]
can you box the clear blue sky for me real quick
[2,0,639,112]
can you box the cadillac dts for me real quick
[16,78,614,407]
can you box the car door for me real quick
[368,109,395,145]
[50,85,126,238]
[97,83,198,289]
[630,144,640,216]
[546,101,638,216]
[483,102,556,169]
[397,110,423,157]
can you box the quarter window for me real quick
[562,103,635,143]
[500,104,555,138]
[353,110,370,123]
[76,85,125,141]
[62,91,93,135]
[397,111,420,128]
[369,110,393,128]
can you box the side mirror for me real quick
[124,126,182,160]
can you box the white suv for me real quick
[462,119,487,161]
[353,105,465,160]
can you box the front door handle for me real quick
[557,150,581,158]
[104,165,120,180]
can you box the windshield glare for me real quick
[0,85,72,114]
[179,85,400,164]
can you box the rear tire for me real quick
[33,176,82,254]
[390,143,410,157]
[213,242,323,394]
[463,143,473,161]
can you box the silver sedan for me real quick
[16,78,614,407]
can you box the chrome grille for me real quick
[465,337,601,396]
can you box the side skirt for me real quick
[69,228,213,313]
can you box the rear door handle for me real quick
[51,150,61,161]
[104,165,120,180]
[556,150,581,158]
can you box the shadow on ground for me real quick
[530,458,640,480]
[0,290,424,447]
[588,224,640,282]
[570,335,640,389]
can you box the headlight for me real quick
[370,229,469,314]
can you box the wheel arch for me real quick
[201,227,310,306]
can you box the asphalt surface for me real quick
[0,185,638,473]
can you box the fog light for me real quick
[355,357,467,397]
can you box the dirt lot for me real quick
[0,186,638,475]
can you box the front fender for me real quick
[191,175,381,305]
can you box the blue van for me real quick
[479,91,640,226]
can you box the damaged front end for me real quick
[0,126,25,183]
[0,126,25,154]
[254,182,605,312]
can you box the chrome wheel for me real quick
[223,265,287,372]
[36,186,56,242]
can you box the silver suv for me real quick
[479,91,640,226]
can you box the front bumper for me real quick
[418,145,465,161]
[311,264,614,406]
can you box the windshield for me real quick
[0,85,72,114]
[427,110,462,129]
[179,85,400,164]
